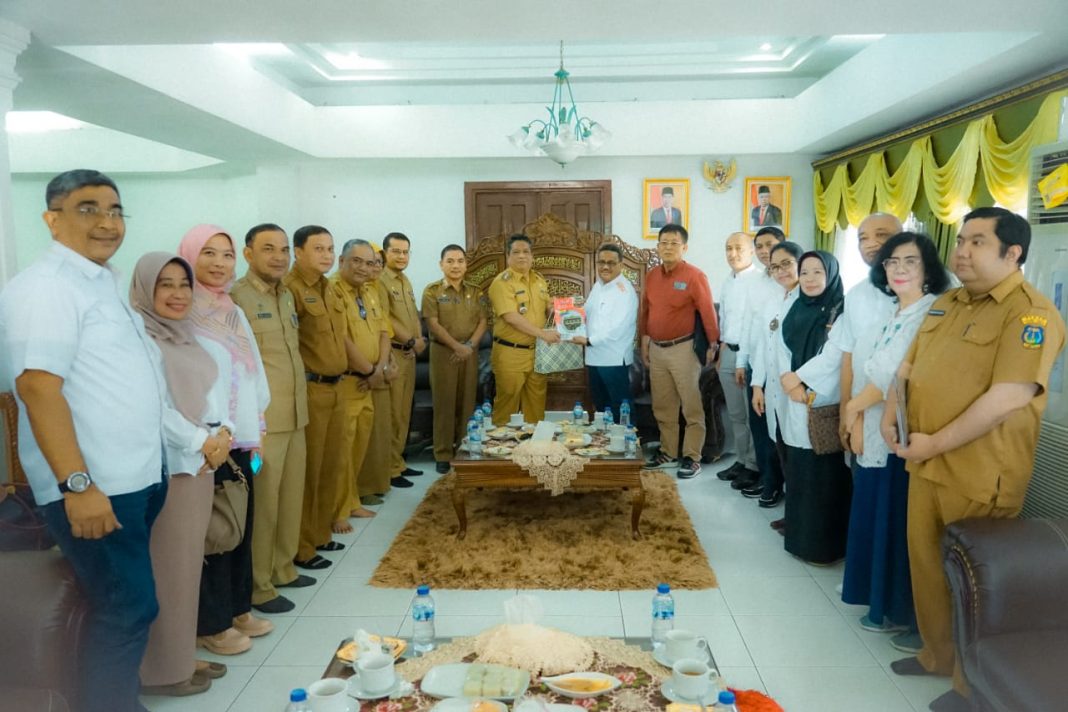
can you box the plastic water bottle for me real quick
[625,427,637,457]
[714,690,738,711]
[620,399,631,427]
[604,407,614,428]
[285,688,312,712]
[412,585,436,654]
[467,420,482,457]
[651,582,674,648]
[572,401,584,424]
[473,408,486,438]
[481,400,493,419]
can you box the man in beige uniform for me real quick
[232,224,313,613]
[358,244,396,503]
[885,208,1065,712]
[332,239,390,522]
[379,232,424,488]
[283,225,373,570]
[488,234,559,426]
[421,244,488,473]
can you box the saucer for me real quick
[660,679,716,706]
[347,676,402,700]
[652,645,711,668]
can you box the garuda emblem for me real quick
[703,158,737,193]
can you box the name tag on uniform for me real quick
[515,289,526,296]
[304,297,318,304]
[256,312,273,319]
[673,281,688,290]
[437,295,452,303]
[928,309,945,316]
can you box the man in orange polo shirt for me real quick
[640,224,720,479]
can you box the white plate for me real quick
[430,699,508,712]
[558,433,593,448]
[347,676,403,701]
[652,645,711,668]
[542,671,622,699]
[660,679,718,706]
[420,663,530,701]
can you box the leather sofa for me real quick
[0,548,88,711]
[942,517,1068,712]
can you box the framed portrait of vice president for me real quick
[743,176,791,236]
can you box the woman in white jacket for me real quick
[132,253,233,696]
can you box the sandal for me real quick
[317,541,346,552]
[295,554,333,570]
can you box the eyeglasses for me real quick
[49,205,128,221]
[768,259,796,275]
[596,260,620,267]
[882,256,922,271]
[658,240,684,248]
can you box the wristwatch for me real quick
[58,471,93,494]
[403,337,416,350]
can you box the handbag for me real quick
[204,457,249,556]
[807,403,844,455]
[534,316,584,374]
[0,482,55,552]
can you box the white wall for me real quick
[11,152,814,296]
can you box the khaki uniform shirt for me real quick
[379,268,420,346]
[420,279,487,343]
[231,271,309,433]
[488,268,551,346]
[332,276,388,365]
[906,270,1066,507]
[282,263,348,377]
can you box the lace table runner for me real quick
[509,440,589,495]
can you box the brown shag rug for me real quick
[370,470,716,590]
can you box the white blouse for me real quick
[852,293,937,468]
[749,286,798,443]
[227,310,271,449]
[148,336,234,476]
[773,307,844,450]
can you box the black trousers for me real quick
[197,448,254,636]
[748,380,785,496]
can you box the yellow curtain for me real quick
[813,89,1068,234]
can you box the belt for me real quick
[651,334,694,348]
[724,343,740,352]
[305,372,343,384]
[493,336,534,350]
[391,342,412,351]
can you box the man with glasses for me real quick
[572,243,638,414]
[422,244,488,473]
[0,169,167,712]
[379,232,424,488]
[231,224,314,614]
[639,224,719,479]
[488,234,559,426]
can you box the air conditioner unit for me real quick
[1021,139,1068,519]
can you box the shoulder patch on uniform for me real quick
[616,281,626,292]
[1021,314,1047,349]
[501,271,511,281]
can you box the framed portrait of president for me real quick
[643,178,690,240]
[743,176,791,235]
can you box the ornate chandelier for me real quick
[508,41,611,166]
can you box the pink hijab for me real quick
[177,224,257,375]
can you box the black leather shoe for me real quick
[401,467,423,477]
[740,482,764,498]
[252,595,295,614]
[390,476,414,488]
[731,472,760,490]
[716,461,745,481]
[758,490,784,508]
[435,461,451,474]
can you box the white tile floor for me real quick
[140,453,951,712]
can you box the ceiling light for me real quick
[5,111,85,134]
[509,41,610,167]
[759,42,772,51]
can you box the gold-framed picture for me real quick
[743,176,791,235]
[643,178,690,240]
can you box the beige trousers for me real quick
[430,342,479,461]
[359,386,393,496]
[251,427,307,604]
[388,351,416,475]
[649,340,705,460]
[490,343,546,426]
[336,388,374,518]
[298,380,351,561]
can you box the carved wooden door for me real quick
[464,180,611,248]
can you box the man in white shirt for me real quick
[716,233,762,490]
[0,169,167,712]
[573,243,638,414]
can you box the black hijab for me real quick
[782,250,844,372]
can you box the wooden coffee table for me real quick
[450,451,645,540]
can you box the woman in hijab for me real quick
[178,225,272,656]
[133,253,233,696]
[750,241,805,531]
[777,250,852,564]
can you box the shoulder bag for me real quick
[204,457,249,556]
